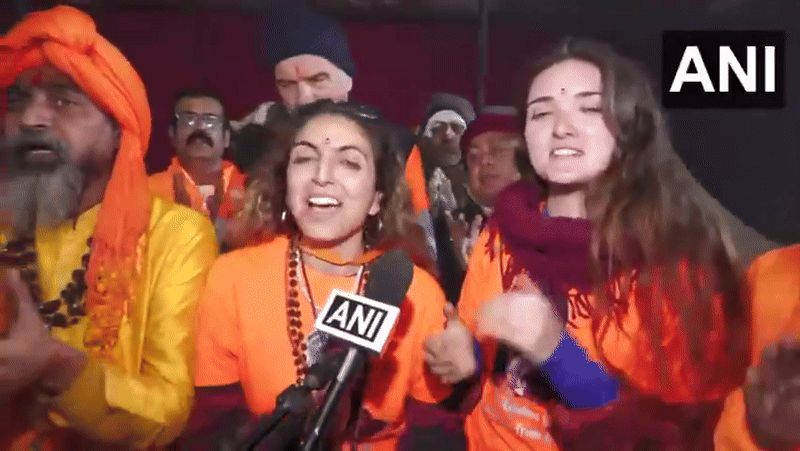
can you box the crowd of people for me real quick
[0,4,797,451]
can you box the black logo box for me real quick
[662,31,785,109]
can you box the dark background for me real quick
[2,0,798,244]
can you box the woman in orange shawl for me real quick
[185,100,450,450]
[424,38,749,450]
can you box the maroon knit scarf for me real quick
[487,180,600,317]
[488,181,725,450]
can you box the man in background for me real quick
[149,90,245,239]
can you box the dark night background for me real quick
[2,0,798,244]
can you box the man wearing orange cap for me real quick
[0,6,217,449]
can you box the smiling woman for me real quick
[423,37,750,451]
[185,100,450,450]
[236,100,420,253]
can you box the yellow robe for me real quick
[1,197,218,449]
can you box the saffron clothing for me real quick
[193,235,451,450]
[458,181,742,450]
[405,145,430,216]
[714,244,800,451]
[149,157,246,219]
[0,197,218,450]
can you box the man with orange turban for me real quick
[0,6,217,449]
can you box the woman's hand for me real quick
[424,303,477,384]
[475,280,564,364]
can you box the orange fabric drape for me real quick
[404,145,429,215]
[148,157,246,219]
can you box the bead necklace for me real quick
[0,237,92,329]
[285,236,368,385]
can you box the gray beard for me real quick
[0,163,85,239]
[419,138,461,168]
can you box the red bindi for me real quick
[30,68,45,87]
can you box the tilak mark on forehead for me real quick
[31,67,45,86]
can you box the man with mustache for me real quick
[0,6,217,449]
[149,90,245,225]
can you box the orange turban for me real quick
[0,6,152,357]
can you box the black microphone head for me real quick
[363,249,413,307]
[304,348,347,390]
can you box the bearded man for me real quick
[0,6,217,449]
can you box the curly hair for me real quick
[520,38,749,395]
[235,100,422,256]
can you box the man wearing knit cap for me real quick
[435,107,529,302]
[232,5,355,126]
[233,5,433,252]
[458,105,530,220]
[0,6,217,449]
[418,92,476,217]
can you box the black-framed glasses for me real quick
[174,112,225,130]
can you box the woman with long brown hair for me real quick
[424,38,749,449]
[185,100,450,450]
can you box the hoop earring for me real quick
[252,194,266,222]
[281,209,288,223]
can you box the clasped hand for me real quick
[745,337,800,448]
[0,269,84,401]
[424,279,565,385]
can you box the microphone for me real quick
[238,351,346,451]
[302,249,414,451]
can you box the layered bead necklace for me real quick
[0,237,91,329]
[285,236,369,385]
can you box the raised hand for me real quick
[424,303,477,384]
[428,168,457,215]
[0,269,17,337]
[172,172,192,207]
[445,212,483,269]
[0,269,57,400]
[745,337,800,449]
[476,281,564,364]
[205,175,225,220]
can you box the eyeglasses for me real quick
[174,112,225,130]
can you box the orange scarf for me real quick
[0,6,152,357]
[158,157,246,219]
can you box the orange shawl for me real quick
[0,6,152,357]
[148,157,246,219]
[405,145,429,215]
